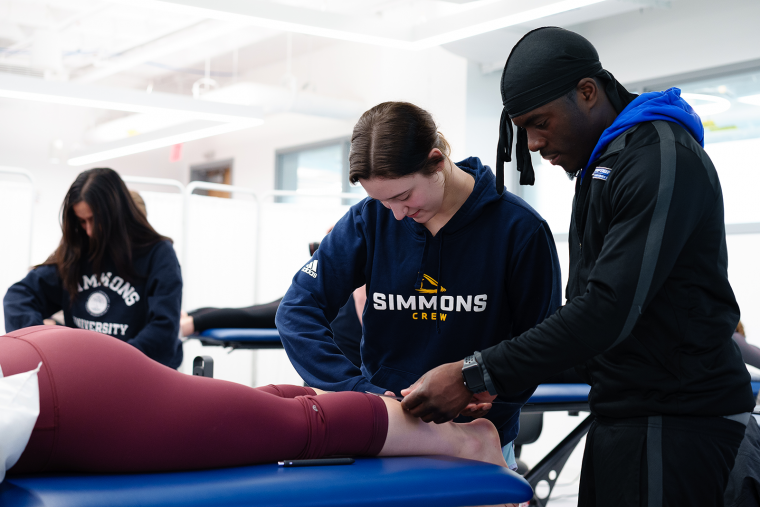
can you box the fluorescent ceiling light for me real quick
[68,119,261,166]
[86,81,364,144]
[0,72,263,123]
[681,93,731,117]
[414,0,608,48]
[738,94,760,107]
[150,0,607,50]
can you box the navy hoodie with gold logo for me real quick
[276,157,562,443]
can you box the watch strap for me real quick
[474,351,498,396]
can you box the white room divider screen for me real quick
[0,167,35,335]
[726,224,760,356]
[180,184,363,387]
[253,190,362,387]
[122,176,185,264]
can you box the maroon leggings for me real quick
[1,326,388,474]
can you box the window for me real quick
[639,67,760,340]
[275,138,365,204]
[645,69,760,224]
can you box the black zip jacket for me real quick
[482,121,754,418]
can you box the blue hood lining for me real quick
[581,87,704,181]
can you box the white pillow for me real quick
[0,362,41,483]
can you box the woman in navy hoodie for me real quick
[276,101,562,453]
[3,168,183,368]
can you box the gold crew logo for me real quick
[372,274,487,321]
[416,274,446,294]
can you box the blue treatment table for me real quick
[197,328,282,349]
[190,331,760,506]
[0,456,532,507]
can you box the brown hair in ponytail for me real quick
[349,102,451,184]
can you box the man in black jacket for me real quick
[401,27,754,506]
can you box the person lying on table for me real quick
[2,325,509,482]
[400,27,754,507]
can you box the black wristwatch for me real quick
[462,355,487,394]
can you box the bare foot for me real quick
[456,418,508,468]
[458,421,517,506]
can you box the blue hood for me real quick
[582,87,704,180]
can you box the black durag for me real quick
[495,27,637,191]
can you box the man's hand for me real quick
[400,360,471,423]
[460,391,498,418]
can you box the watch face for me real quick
[463,363,485,393]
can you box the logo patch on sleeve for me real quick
[301,259,318,278]
[592,167,611,181]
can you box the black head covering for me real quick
[495,27,637,191]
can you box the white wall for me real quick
[574,0,760,86]
[464,61,510,184]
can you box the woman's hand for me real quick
[180,311,195,336]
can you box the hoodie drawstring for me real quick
[412,230,445,333]
[413,234,430,292]
[435,235,444,334]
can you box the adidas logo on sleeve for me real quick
[301,260,318,278]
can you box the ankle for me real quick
[458,419,505,467]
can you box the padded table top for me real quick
[197,328,282,349]
[0,456,532,507]
[522,382,760,412]
[200,328,281,342]
[523,383,590,413]
[529,383,590,403]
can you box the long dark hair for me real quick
[348,101,451,184]
[42,168,171,298]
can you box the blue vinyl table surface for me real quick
[200,328,281,342]
[526,383,760,403]
[528,383,590,403]
[0,456,532,507]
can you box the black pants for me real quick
[190,298,283,331]
[579,414,746,507]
